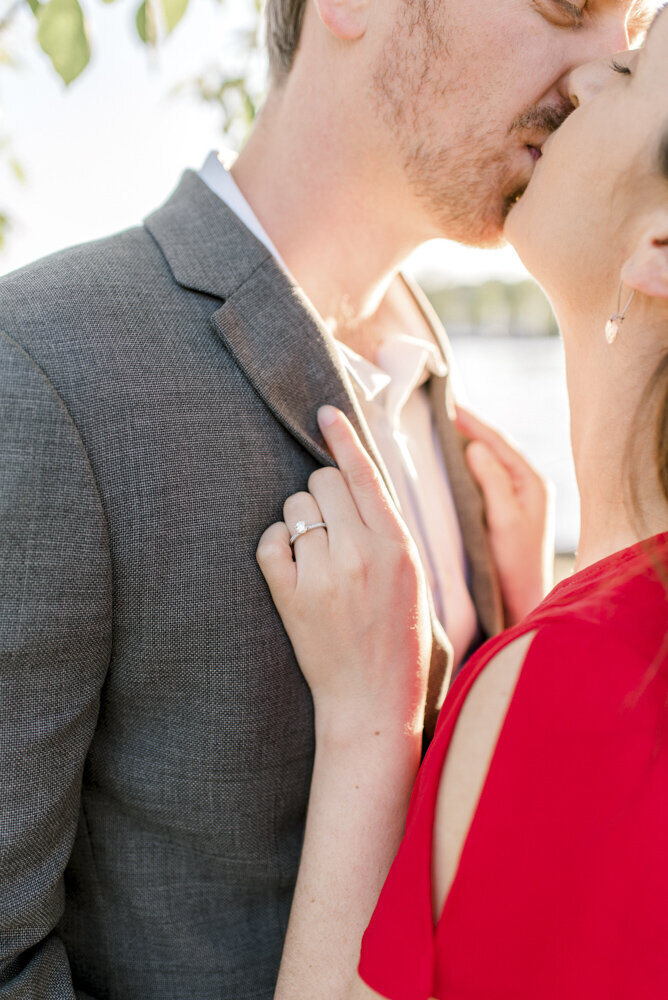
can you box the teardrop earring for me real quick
[605,285,636,344]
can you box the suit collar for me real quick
[145,170,400,490]
[210,257,380,470]
[144,170,272,302]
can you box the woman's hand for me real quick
[257,405,432,742]
[259,406,430,999]
[456,406,555,626]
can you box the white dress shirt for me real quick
[199,151,478,667]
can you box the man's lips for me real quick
[505,144,544,213]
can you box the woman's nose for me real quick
[567,55,615,108]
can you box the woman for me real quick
[257,9,668,998]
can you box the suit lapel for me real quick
[429,377,504,641]
[146,170,401,507]
[402,275,504,641]
[210,258,404,512]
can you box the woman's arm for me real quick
[431,629,536,918]
[257,406,541,997]
[257,406,432,999]
[273,707,421,999]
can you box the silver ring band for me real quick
[289,520,328,546]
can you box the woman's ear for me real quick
[622,218,668,300]
[313,0,370,40]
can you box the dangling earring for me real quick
[605,284,636,344]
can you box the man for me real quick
[0,0,645,996]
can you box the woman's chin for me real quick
[502,195,528,253]
[502,194,550,287]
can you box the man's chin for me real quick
[471,190,527,249]
[440,206,509,250]
[428,183,526,249]
[459,220,511,251]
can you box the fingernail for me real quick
[318,405,338,427]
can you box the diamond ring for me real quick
[289,520,328,547]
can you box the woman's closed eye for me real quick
[610,58,632,76]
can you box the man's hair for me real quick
[265,0,309,82]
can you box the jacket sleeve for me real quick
[0,330,112,998]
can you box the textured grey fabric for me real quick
[0,170,501,999]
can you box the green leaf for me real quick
[37,0,90,85]
[0,212,9,251]
[135,0,156,45]
[25,0,41,16]
[242,89,255,126]
[161,0,188,34]
[10,159,26,183]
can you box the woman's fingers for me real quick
[455,405,531,481]
[307,466,364,547]
[317,406,397,531]
[283,491,329,573]
[256,521,297,605]
[465,441,517,530]
[460,411,555,624]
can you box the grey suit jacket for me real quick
[0,171,502,999]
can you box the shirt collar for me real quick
[338,335,447,408]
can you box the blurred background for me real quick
[0,0,580,565]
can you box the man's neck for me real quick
[230,89,437,360]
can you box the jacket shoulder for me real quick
[0,225,171,318]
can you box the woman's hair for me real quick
[660,128,668,181]
[654,128,668,505]
[625,126,668,525]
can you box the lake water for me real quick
[448,336,580,554]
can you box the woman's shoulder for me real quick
[532,533,668,649]
[432,609,666,918]
[431,628,537,919]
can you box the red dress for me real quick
[359,533,668,1000]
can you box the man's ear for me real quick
[621,217,668,300]
[314,0,370,40]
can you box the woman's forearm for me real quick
[257,408,433,997]
[274,718,421,1000]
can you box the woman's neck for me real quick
[562,309,668,572]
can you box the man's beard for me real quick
[371,9,573,248]
[402,134,527,248]
[403,102,572,248]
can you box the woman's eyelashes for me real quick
[610,58,632,75]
